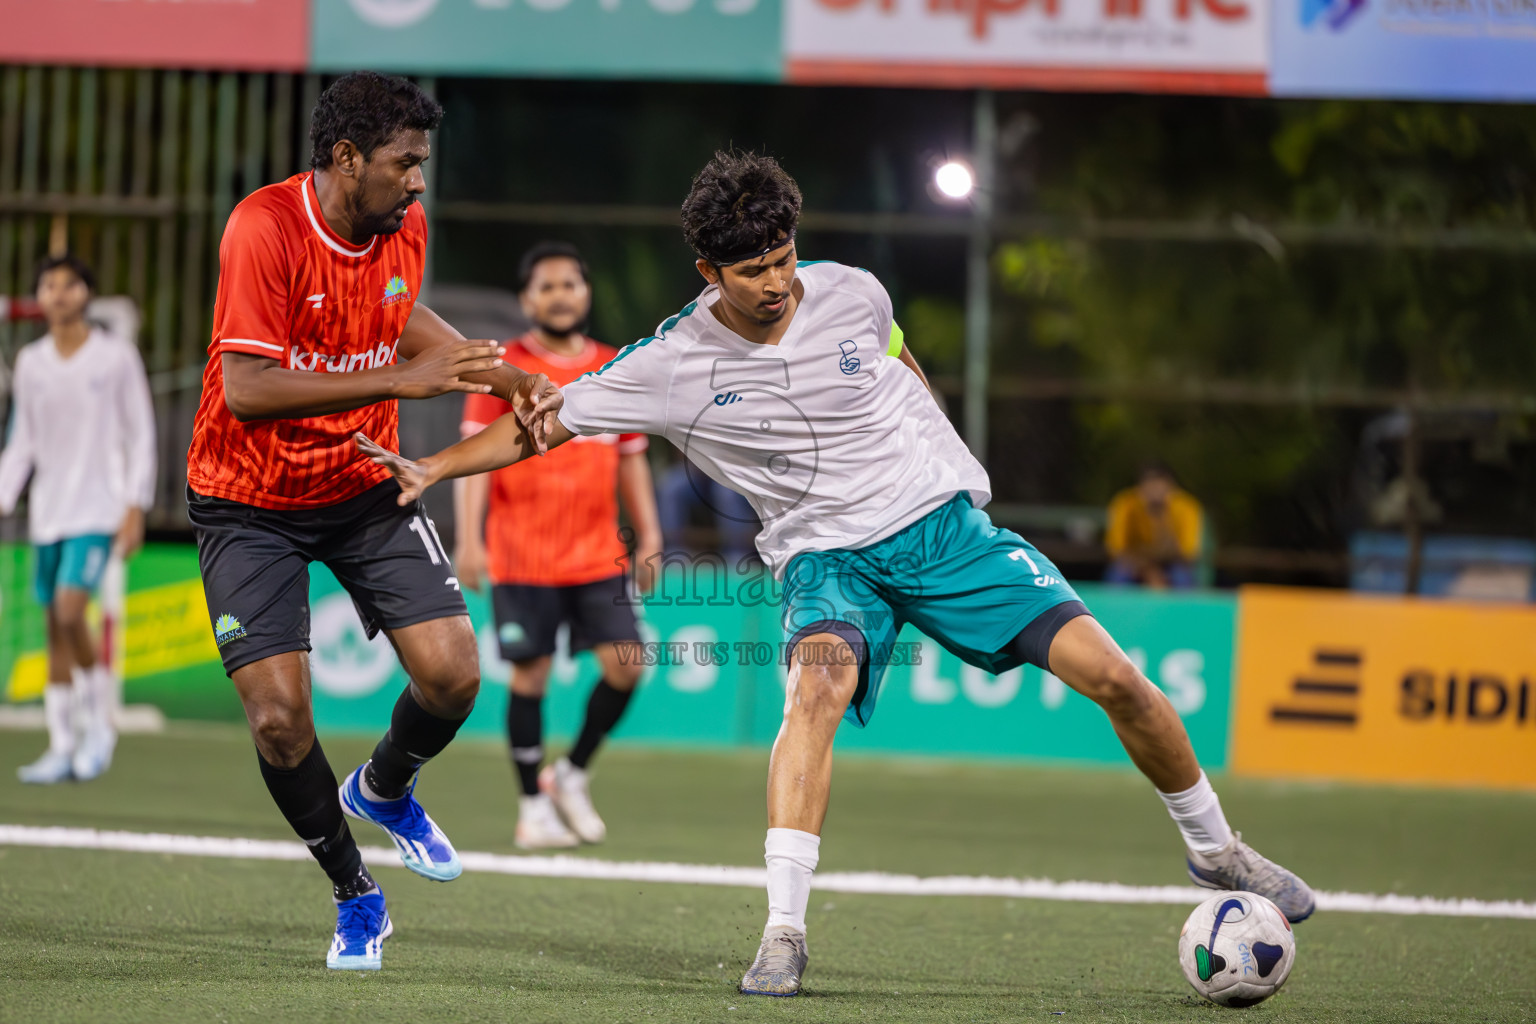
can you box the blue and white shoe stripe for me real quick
[338,766,463,883]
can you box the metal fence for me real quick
[0,66,323,529]
[3,66,1533,582]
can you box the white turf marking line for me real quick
[2,824,1534,921]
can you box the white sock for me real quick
[73,666,104,736]
[764,827,820,934]
[1157,772,1234,854]
[88,663,118,736]
[43,683,76,757]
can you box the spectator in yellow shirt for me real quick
[1105,464,1204,589]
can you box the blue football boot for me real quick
[339,764,462,882]
[327,889,393,971]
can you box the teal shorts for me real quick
[780,494,1088,727]
[34,534,113,606]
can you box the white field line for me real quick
[2,824,1533,921]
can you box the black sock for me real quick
[257,741,364,889]
[331,862,378,902]
[508,693,544,797]
[567,680,634,771]
[363,688,469,801]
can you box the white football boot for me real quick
[17,748,74,785]
[1187,832,1316,923]
[740,925,809,996]
[71,719,116,781]
[515,793,580,850]
[540,758,607,844]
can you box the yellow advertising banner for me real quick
[1233,586,1536,789]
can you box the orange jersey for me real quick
[187,172,426,509]
[461,334,648,587]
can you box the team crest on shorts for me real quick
[214,613,248,647]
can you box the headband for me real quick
[705,229,797,267]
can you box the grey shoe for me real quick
[1187,831,1316,923]
[740,925,808,996]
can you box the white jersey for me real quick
[0,328,158,544]
[558,261,990,577]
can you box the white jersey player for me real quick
[357,151,1316,997]
[0,255,157,784]
[549,257,988,578]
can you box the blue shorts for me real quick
[780,494,1089,727]
[34,534,114,606]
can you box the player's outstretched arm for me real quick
[222,341,506,422]
[356,389,575,506]
[400,304,558,451]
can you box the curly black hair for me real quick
[33,252,96,294]
[309,72,443,170]
[681,151,802,266]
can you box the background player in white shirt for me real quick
[357,151,1315,997]
[0,254,157,784]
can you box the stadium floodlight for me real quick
[934,161,975,200]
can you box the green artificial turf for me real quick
[1,727,1532,1022]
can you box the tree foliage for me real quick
[986,97,1536,552]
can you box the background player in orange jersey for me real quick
[454,242,663,850]
[185,72,553,971]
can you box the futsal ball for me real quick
[1178,891,1296,1007]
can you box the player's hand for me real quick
[355,433,435,505]
[392,341,504,400]
[524,380,566,455]
[508,372,558,455]
[114,506,146,559]
[633,535,663,596]
[453,540,488,593]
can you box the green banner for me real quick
[307,562,766,747]
[312,0,782,81]
[828,588,1234,766]
[0,543,45,698]
[2,542,1235,767]
[0,543,245,722]
[306,566,1235,768]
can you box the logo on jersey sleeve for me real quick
[382,275,413,307]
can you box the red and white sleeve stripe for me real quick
[217,338,286,359]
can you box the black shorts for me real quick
[492,575,642,663]
[189,480,469,675]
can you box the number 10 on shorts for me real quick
[408,515,460,590]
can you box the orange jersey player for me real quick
[184,72,551,973]
[453,242,662,851]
